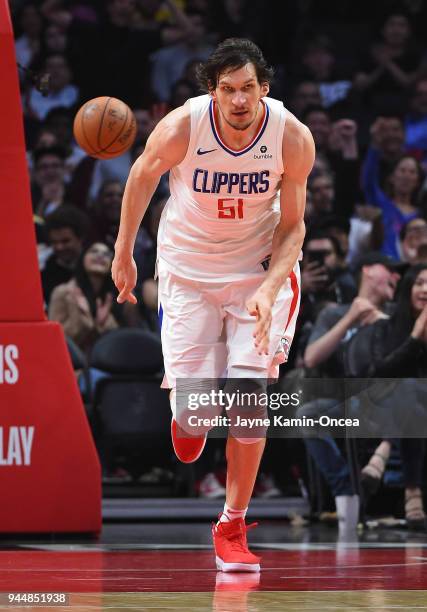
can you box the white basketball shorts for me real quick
[157,258,301,389]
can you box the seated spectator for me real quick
[32,127,58,150]
[307,172,334,222]
[303,110,361,217]
[303,106,332,165]
[31,145,69,216]
[297,35,353,109]
[366,115,406,188]
[49,242,122,355]
[289,81,322,120]
[354,12,424,114]
[39,20,69,57]
[314,214,351,264]
[25,53,79,121]
[362,118,425,258]
[88,151,133,204]
[42,205,89,305]
[13,3,43,74]
[399,218,427,264]
[150,11,213,103]
[89,180,124,250]
[133,108,156,144]
[405,77,427,170]
[44,107,86,182]
[300,231,356,337]
[345,264,427,530]
[298,253,401,534]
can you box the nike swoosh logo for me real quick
[197,148,217,155]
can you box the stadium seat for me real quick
[88,329,171,481]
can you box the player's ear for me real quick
[261,82,269,97]
[208,80,216,101]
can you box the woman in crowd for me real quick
[49,242,122,354]
[362,149,424,259]
[357,264,427,529]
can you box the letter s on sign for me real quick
[1,345,19,384]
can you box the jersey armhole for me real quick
[177,98,199,168]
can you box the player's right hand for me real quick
[111,254,138,304]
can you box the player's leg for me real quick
[157,262,226,462]
[212,366,267,572]
[226,437,266,509]
[213,265,301,572]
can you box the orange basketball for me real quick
[73,96,137,159]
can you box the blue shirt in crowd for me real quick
[362,147,419,259]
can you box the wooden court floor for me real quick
[1,545,427,611]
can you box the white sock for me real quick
[335,495,360,532]
[218,503,248,524]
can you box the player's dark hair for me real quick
[196,38,274,92]
[45,205,90,240]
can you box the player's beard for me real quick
[218,101,259,131]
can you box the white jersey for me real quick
[157,94,287,281]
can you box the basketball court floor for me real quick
[2,500,427,612]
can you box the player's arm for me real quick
[263,114,314,299]
[261,115,315,303]
[112,106,190,304]
[247,114,315,354]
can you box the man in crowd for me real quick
[42,205,89,305]
[298,253,401,536]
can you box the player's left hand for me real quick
[246,291,274,356]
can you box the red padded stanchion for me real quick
[0,0,101,533]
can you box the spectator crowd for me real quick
[12,0,427,525]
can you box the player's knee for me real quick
[172,382,222,436]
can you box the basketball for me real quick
[73,96,137,160]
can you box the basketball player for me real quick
[112,38,315,572]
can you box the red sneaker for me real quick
[212,517,261,572]
[171,418,207,463]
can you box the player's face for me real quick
[211,63,269,131]
[411,269,427,315]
